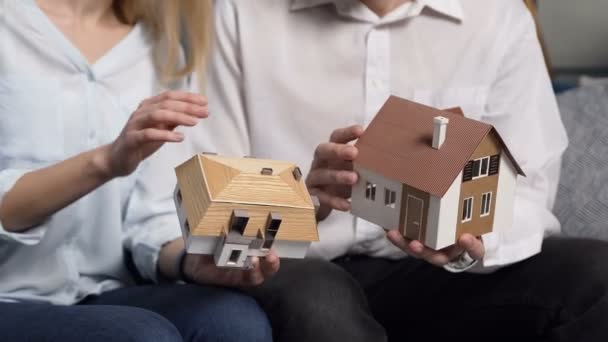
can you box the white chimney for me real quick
[432,116,449,149]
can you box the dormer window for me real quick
[472,157,490,179]
[463,155,500,182]
[292,167,302,181]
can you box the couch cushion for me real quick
[554,85,608,240]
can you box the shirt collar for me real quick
[290,0,464,22]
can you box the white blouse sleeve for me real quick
[476,3,568,271]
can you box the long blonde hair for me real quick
[114,0,213,84]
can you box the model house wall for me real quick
[351,166,403,230]
[455,133,501,239]
[492,153,518,236]
[178,228,311,259]
[424,171,463,250]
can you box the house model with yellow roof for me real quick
[173,154,319,268]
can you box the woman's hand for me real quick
[103,91,208,178]
[306,125,364,221]
[183,252,280,287]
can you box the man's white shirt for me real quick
[149,0,568,270]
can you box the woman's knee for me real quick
[84,306,182,342]
[0,304,181,342]
[173,286,272,342]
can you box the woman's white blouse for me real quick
[0,0,183,304]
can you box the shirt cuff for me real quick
[467,229,544,274]
[126,215,183,283]
[0,168,47,245]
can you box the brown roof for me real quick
[355,96,524,197]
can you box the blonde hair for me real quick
[114,0,213,84]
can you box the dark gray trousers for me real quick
[248,237,608,342]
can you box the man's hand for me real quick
[387,231,485,267]
[306,125,364,221]
[182,251,280,287]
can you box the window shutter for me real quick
[489,155,500,175]
[462,161,474,182]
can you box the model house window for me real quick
[481,192,492,217]
[365,182,377,201]
[384,188,396,208]
[464,155,501,182]
[230,209,250,235]
[462,197,473,222]
[263,212,282,249]
[472,157,490,179]
[227,250,242,265]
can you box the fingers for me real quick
[386,230,458,267]
[309,189,351,212]
[260,251,280,278]
[457,234,485,260]
[314,143,358,164]
[329,125,365,144]
[153,100,209,118]
[244,257,265,286]
[130,128,184,144]
[386,230,412,253]
[135,109,201,129]
[139,91,207,107]
[306,168,358,188]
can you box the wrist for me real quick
[177,250,194,283]
[90,145,115,181]
[158,238,189,281]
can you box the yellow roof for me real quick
[200,155,314,209]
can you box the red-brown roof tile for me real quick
[355,96,524,197]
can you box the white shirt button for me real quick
[86,71,95,82]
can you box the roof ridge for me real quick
[278,168,314,206]
[202,156,242,199]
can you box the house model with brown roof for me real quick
[351,96,525,250]
[174,154,319,268]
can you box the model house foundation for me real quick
[174,154,319,268]
[351,96,525,250]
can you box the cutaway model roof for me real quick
[200,155,314,208]
[175,154,318,241]
[355,96,525,198]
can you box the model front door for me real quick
[405,195,424,241]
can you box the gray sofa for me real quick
[554,85,608,240]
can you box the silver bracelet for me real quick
[443,251,478,273]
